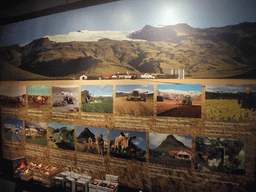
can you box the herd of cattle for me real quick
[0,94,26,107]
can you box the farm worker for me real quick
[89,137,94,148]
[98,134,105,155]
[238,87,256,111]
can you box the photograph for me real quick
[48,123,75,151]
[81,85,113,113]
[27,86,51,110]
[25,121,47,146]
[4,118,23,142]
[76,126,107,155]
[205,84,256,121]
[52,85,79,112]
[115,84,154,116]
[0,86,26,108]
[157,84,202,118]
[2,1,255,81]
[149,133,192,168]
[195,137,246,175]
[110,129,146,162]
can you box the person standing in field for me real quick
[238,87,256,111]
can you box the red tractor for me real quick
[127,90,148,101]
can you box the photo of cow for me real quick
[149,133,192,168]
[205,84,256,122]
[76,126,107,155]
[115,84,154,116]
[25,121,47,146]
[48,123,74,151]
[27,86,50,110]
[110,129,146,162]
[157,84,202,118]
[4,118,24,142]
[52,85,79,112]
[81,85,113,113]
[0,86,26,108]
[196,137,246,175]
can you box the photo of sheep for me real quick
[0,86,26,108]
[110,129,146,162]
[48,123,74,151]
[149,133,192,168]
[81,85,113,113]
[115,84,154,116]
[157,84,202,118]
[205,84,256,121]
[52,85,79,112]
[25,121,47,146]
[195,137,246,175]
[4,118,23,142]
[27,86,50,110]
[76,126,107,155]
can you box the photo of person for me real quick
[205,84,256,121]
[196,137,246,175]
[76,126,107,155]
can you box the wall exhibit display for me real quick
[52,85,79,112]
[109,129,146,162]
[76,126,107,156]
[4,118,24,142]
[48,123,75,151]
[195,137,246,175]
[81,85,113,113]
[149,133,192,168]
[0,86,26,108]
[157,84,202,118]
[205,84,256,121]
[25,121,47,146]
[27,85,51,110]
[115,84,154,116]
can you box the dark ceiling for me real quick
[0,0,119,26]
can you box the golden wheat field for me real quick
[114,97,154,116]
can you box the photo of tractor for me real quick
[127,90,148,102]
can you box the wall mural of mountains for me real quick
[1,22,256,80]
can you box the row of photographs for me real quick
[3,118,246,175]
[1,84,256,121]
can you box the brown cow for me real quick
[114,132,136,152]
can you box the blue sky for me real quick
[48,123,74,130]
[27,85,50,96]
[76,126,107,141]
[4,118,23,127]
[206,84,256,93]
[116,84,154,94]
[81,85,113,97]
[1,0,256,47]
[158,84,202,92]
[110,129,146,151]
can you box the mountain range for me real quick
[77,127,95,142]
[1,22,256,80]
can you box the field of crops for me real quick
[25,135,47,146]
[81,99,113,113]
[205,99,256,121]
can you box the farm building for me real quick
[80,75,88,80]
[139,73,156,79]
[169,149,192,160]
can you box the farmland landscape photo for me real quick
[48,123,75,151]
[25,121,47,146]
[205,84,256,121]
[157,84,202,118]
[4,118,23,142]
[76,126,107,155]
[27,86,50,110]
[196,137,246,175]
[149,133,192,168]
[81,85,113,113]
[115,84,154,116]
[0,86,26,108]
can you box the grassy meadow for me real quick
[25,135,47,146]
[205,99,256,121]
[81,98,113,113]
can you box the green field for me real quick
[25,135,47,146]
[81,99,113,113]
[205,99,256,121]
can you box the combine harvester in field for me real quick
[127,90,148,102]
